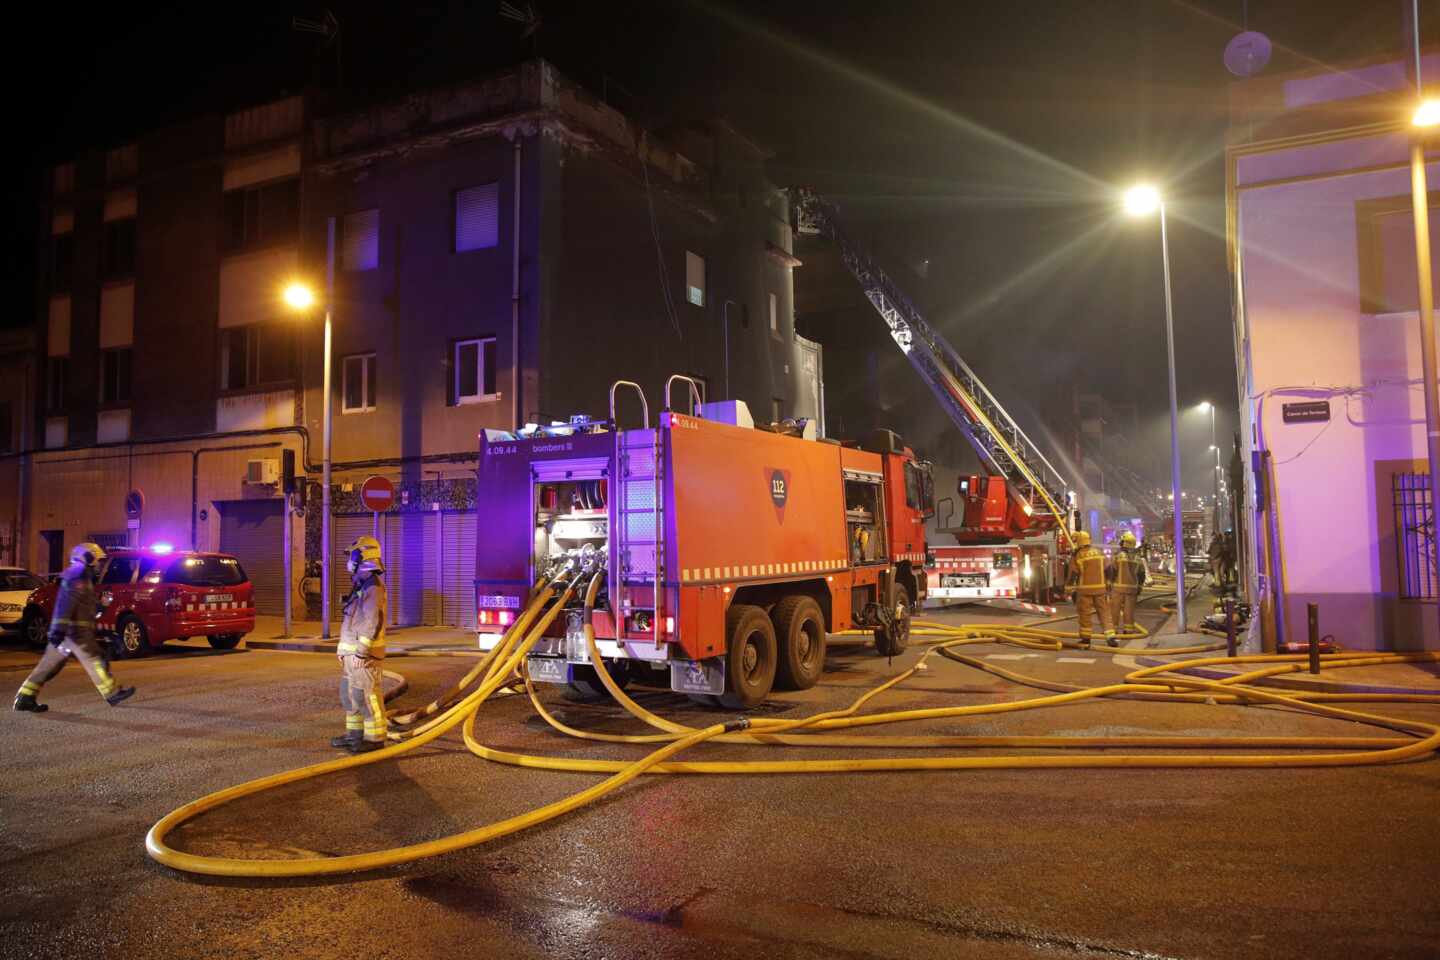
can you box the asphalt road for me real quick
[1,598,1438,960]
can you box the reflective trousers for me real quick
[1074,591,1114,640]
[1111,589,1139,631]
[339,654,387,743]
[20,635,118,701]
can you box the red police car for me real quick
[22,546,256,657]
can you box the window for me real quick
[169,555,247,587]
[102,555,138,585]
[1357,194,1440,314]
[221,325,294,391]
[455,183,499,252]
[769,292,780,336]
[343,353,377,413]
[98,348,133,406]
[343,209,380,271]
[453,337,497,405]
[686,251,705,307]
[222,178,299,253]
[844,478,885,565]
[46,357,68,412]
[51,233,74,292]
[1393,473,1437,600]
[103,217,136,279]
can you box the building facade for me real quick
[1230,50,1440,650]
[11,60,818,628]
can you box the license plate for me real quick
[205,594,234,603]
[942,574,988,588]
[526,656,570,684]
[670,658,725,696]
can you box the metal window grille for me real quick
[1393,473,1438,601]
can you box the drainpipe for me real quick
[511,137,523,430]
[721,299,738,401]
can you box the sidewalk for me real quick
[244,615,479,655]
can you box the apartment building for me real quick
[14,60,819,627]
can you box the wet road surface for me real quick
[1,601,1437,959]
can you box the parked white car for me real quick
[0,567,46,633]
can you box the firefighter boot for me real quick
[330,730,362,749]
[105,686,136,706]
[1106,631,1119,648]
[13,693,48,713]
[348,739,385,755]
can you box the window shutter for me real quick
[455,184,499,252]
[342,209,380,271]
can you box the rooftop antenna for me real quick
[499,1,543,53]
[293,9,343,87]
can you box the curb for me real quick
[245,639,476,657]
[1133,656,1440,696]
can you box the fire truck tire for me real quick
[564,663,631,701]
[874,584,911,657]
[719,604,777,709]
[773,595,826,690]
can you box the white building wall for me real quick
[1238,129,1439,649]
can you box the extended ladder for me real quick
[792,188,1072,540]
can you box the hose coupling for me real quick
[723,717,751,733]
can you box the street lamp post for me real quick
[282,217,337,639]
[1413,98,1440,620]
[1125,185,1187,633]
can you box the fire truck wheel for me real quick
[873,583,911,657]
[772,595,826,690]
[562,663,631,701]
[719,604,777,709]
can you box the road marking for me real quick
[1056,656,1096,664]
[985,654,1028,660]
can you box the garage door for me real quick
[332,515,373,616]
[442,511,478,630]
[218,499,286,615]
[333,513,442,629]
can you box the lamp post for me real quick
[1198,401,1219,534]
[1124,184,1186,632]
[282,218,337,639]
[1412,98,1440,615]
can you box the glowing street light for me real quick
[1125,183,1187,631]
[1414,99,1440,128]
[283,281,316,311]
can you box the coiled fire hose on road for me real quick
[146,563,1440,878]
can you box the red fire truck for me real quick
[473,379,934,708]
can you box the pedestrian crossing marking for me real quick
[1056,657,1097,664]
[985,654,1028,660]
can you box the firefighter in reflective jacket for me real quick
[1066,530,1115,647]
[1107,531,1148,635]
[332,535,388,753]
[13,543,135,712]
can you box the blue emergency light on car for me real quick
[150,542,174,555]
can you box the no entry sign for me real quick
[359,475,395,512]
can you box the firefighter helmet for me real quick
[346,535,384,575]
[69,542,108,568]
[1072,530,1092,548]
[1119,531,1137,548]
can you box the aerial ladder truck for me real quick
[791,189,1076,607]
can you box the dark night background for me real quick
[5,0,1433,494]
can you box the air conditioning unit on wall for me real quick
[245,459,279,485]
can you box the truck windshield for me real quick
[168,556,247,587]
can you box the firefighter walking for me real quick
[1107,530,1148,635]
[1066,530,1115,647]
[13,543,135,712]
[332,535,388,753]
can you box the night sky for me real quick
[7,0,1433,493]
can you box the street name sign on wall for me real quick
[359,476,396,512]
[1281,401,1330,424]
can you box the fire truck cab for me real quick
[474,381,934,708]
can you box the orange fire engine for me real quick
[473,378,934,708]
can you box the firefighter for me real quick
[332,534,388,753]
[1065,530,1114,648]
[13,543,135,712]
[1107,530,1148,636]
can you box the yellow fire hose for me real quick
[146,567,1440,878]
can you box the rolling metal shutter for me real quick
[442,511,478,630]
[218,499,285,615]
[383,512,436,628]
[455,183,499,252]
[332,515,372,614]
